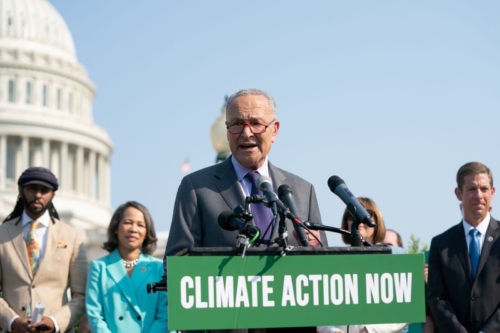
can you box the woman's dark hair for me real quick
[103,201,158,254]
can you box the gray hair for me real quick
[226,88,277,115]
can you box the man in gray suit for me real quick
[427,161,500,333]
[166,88,326,256]
[165,89,326,332]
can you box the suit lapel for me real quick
[269,162,287,189]
[476,218,499,279]
[35,219,58,280]
[106,250,142,316]
[268,163,289,242]
[450,223,472,282]
[130,254,154,298]
[214,158,246,210]
[6,219,31,276]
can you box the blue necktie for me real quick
[469,229,481,279]
[245,171,273,239]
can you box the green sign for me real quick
[168,253,425,330]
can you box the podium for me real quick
[167,246,425,331]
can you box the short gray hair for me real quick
[226,88,277,115]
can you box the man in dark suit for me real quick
[165,88,327,333]
[427,161,500,333]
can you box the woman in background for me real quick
[318,197,406,333]
[340,196,386,246]
[86,201,169,332]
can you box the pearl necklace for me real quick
[123,258,139,268]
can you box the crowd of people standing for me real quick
[0,88,497,333]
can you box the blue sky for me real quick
[50,0,500,248]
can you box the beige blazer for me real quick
[0,216,87,332]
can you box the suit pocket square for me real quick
[56,241,68,249]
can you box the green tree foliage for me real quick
[407,234,428,254]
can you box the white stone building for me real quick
[0,0,113,260]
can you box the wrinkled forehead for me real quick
[226,95,275,120]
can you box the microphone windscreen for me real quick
[327,175,345,192]
[277,184,292,198]
[256,175,272,191]
[217,211,234,231]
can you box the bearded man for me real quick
[0,167,87,333]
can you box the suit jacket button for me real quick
[137,315,141,320]
[471,295,478,301]
[119,316,124,320]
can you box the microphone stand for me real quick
[350,220,363,247]
[349,213,374,247]
[275,212,293,256]
[304,222,372,247]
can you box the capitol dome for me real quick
[0,0,77,59]
[0,0,113,259]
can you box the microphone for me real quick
[218,211,260,239]
[327,176,376,227]
[277,184,309,246]
[255,175,297,220]
[255,175,279,215]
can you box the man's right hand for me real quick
[11,316,31,332]
[30,316,55,332]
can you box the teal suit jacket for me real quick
[85,250,168,333]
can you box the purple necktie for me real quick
[245,171,274,239]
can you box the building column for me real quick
[21,136,29,173]
[60,142,68,192]
[76,146,84,195]
[97,155,104,202]
[0,135,5,190]
[50,142,61,181]
[32,140,43,167]
[42,139,50,167]
[89,150,96,200]
[97,155,110,204]
[105,157,111,204]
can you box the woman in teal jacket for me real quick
[86,201,169,332]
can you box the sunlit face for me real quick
[455,173,495,226]
[347,213,375,243]
[116,207,147,253]
[226,94,279,170]
[19,184,55,220]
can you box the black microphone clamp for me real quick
[246,194,266,204]
[232,204,254,222]
[147,275,167,293]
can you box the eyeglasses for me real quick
[226,119,276,134]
